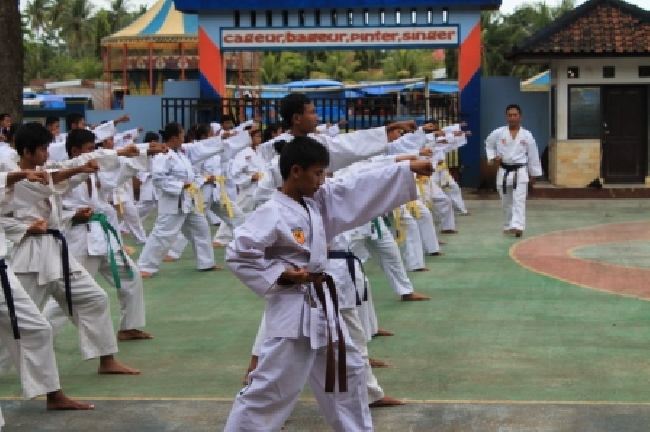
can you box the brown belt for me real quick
[275,274,348,393]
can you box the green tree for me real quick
[259,53,286,84]
[94,9,112,58]
[58,0,94,58]
[314,51,359,81]
[109,0,130,33]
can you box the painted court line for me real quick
[510,221,650,301]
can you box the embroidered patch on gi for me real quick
[292,228,306,245]
[520,140,526,146]
[245,155,252,160]
[501,138,507,145]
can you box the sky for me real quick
[21,0,650,16]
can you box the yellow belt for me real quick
[392,208,405,243]
[206,176,234,218]
[406,201,421,219]
[187,184,205,214]
[415,176,432,209]
[116,194,124,214]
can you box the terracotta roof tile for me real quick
[507,0,650,59]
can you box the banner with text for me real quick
[219,26,460,50]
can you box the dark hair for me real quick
[143,131,159,143]
[506,104,522,114]
[383,119,396,127]
[187,123,210,142]
[263,123,281,142]
[15,122,53,157]
[65,113,84,131]
[279,136,330,180]
[244,125,253,131]
[273,139,287,155]
[425,118,439,124]
[280,94,311,129]
[7,122,22,144]
[159,123,183,141]
[65,129,96,157]
[0,113,9,122]
[250,129,262,138]
[221,115,233,123]
[45,116,60,127]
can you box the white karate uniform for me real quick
[0,174,62,400]
[230,147,266,213]
[137,138,223,274]
[4,152,121,363]
[42,151,149,336]
[390,205,425,271]
[485,126,542,231]
[429,128,468,215]
[224,162,418,432]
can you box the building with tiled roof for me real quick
[506,0,650,187]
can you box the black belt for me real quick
[327,250,368,306]
[500,162,527,194]
[0,259,20,339]
[44,230,73,317]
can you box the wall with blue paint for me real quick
[480,76,549,156]
[86,80,200,138]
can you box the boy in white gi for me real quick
[0,167,93,411]
[6,123,140,375]
[485,104,542,237]
[225,133,432,431]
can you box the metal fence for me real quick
[161,94,462,167]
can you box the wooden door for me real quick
[602,86,648,183]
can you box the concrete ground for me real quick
[2,199,650,431]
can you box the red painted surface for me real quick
[512,221,650,299]
[199,26,225,96]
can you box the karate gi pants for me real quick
[169,201,246,258]
[136,200,157,221]
[138,213,215,274]
[118,199,147,244]
[213,180,240,244]
[15,269,118,361]
[42,253,145,335]
[0,406,3,430]
[412,201,440,254]
[443,179,468,215]
[356,276,378,341]
[498,183,528,231]
[341,308,384,403]
[431,185,456,231]
[225,331,372,432]
[395,211,425,271]
[0,267,60,399]
[354,220,414,297]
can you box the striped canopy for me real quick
[101,0,198,45]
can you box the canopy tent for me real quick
[404,81,459,93]
[101,0,199,98]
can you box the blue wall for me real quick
[480,76,549,157]
[85,80,200,138]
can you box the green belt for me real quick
[372,217,391,239]
[73,213,133,288]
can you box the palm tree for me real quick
[259,53,286,84]
[314,51,359,81]
[58,0,94,58]
[25,0,51,38]
[110,0,130,33]
[48,0,68,29]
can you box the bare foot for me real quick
[441,229,458,234]
[140,271,154,278]
[369,396,406,408]
[515,229,523,238]
[438,241,447,246]
[47,390,94,410]
[213,242,225,248]
[98,356,140,375]
[369,358,389,368]
[503,229,515,235]
[461,211,472,216]
[401,292,431,301]
[199,265,222,271]
[428,252,445,256]
[374,329,394,337]
[163,255,178,262]
[118,329,154,341]
[412,267,430,272]
[243,355,259,385]
[122,245,136,255]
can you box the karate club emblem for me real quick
[292,228,306,245]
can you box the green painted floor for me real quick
[2,199,650,406]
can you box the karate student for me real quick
[40,129,156,341]
[485,104,542,237]
[0,167,93,411]
[6,123,139,375]
[134,132,161,222]
[230,128,266,213]
[137,123,223,277]
[224,135,433,431]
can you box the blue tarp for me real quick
[405,82,458,93]
[282,79,344,88]
[529,71,550,85]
